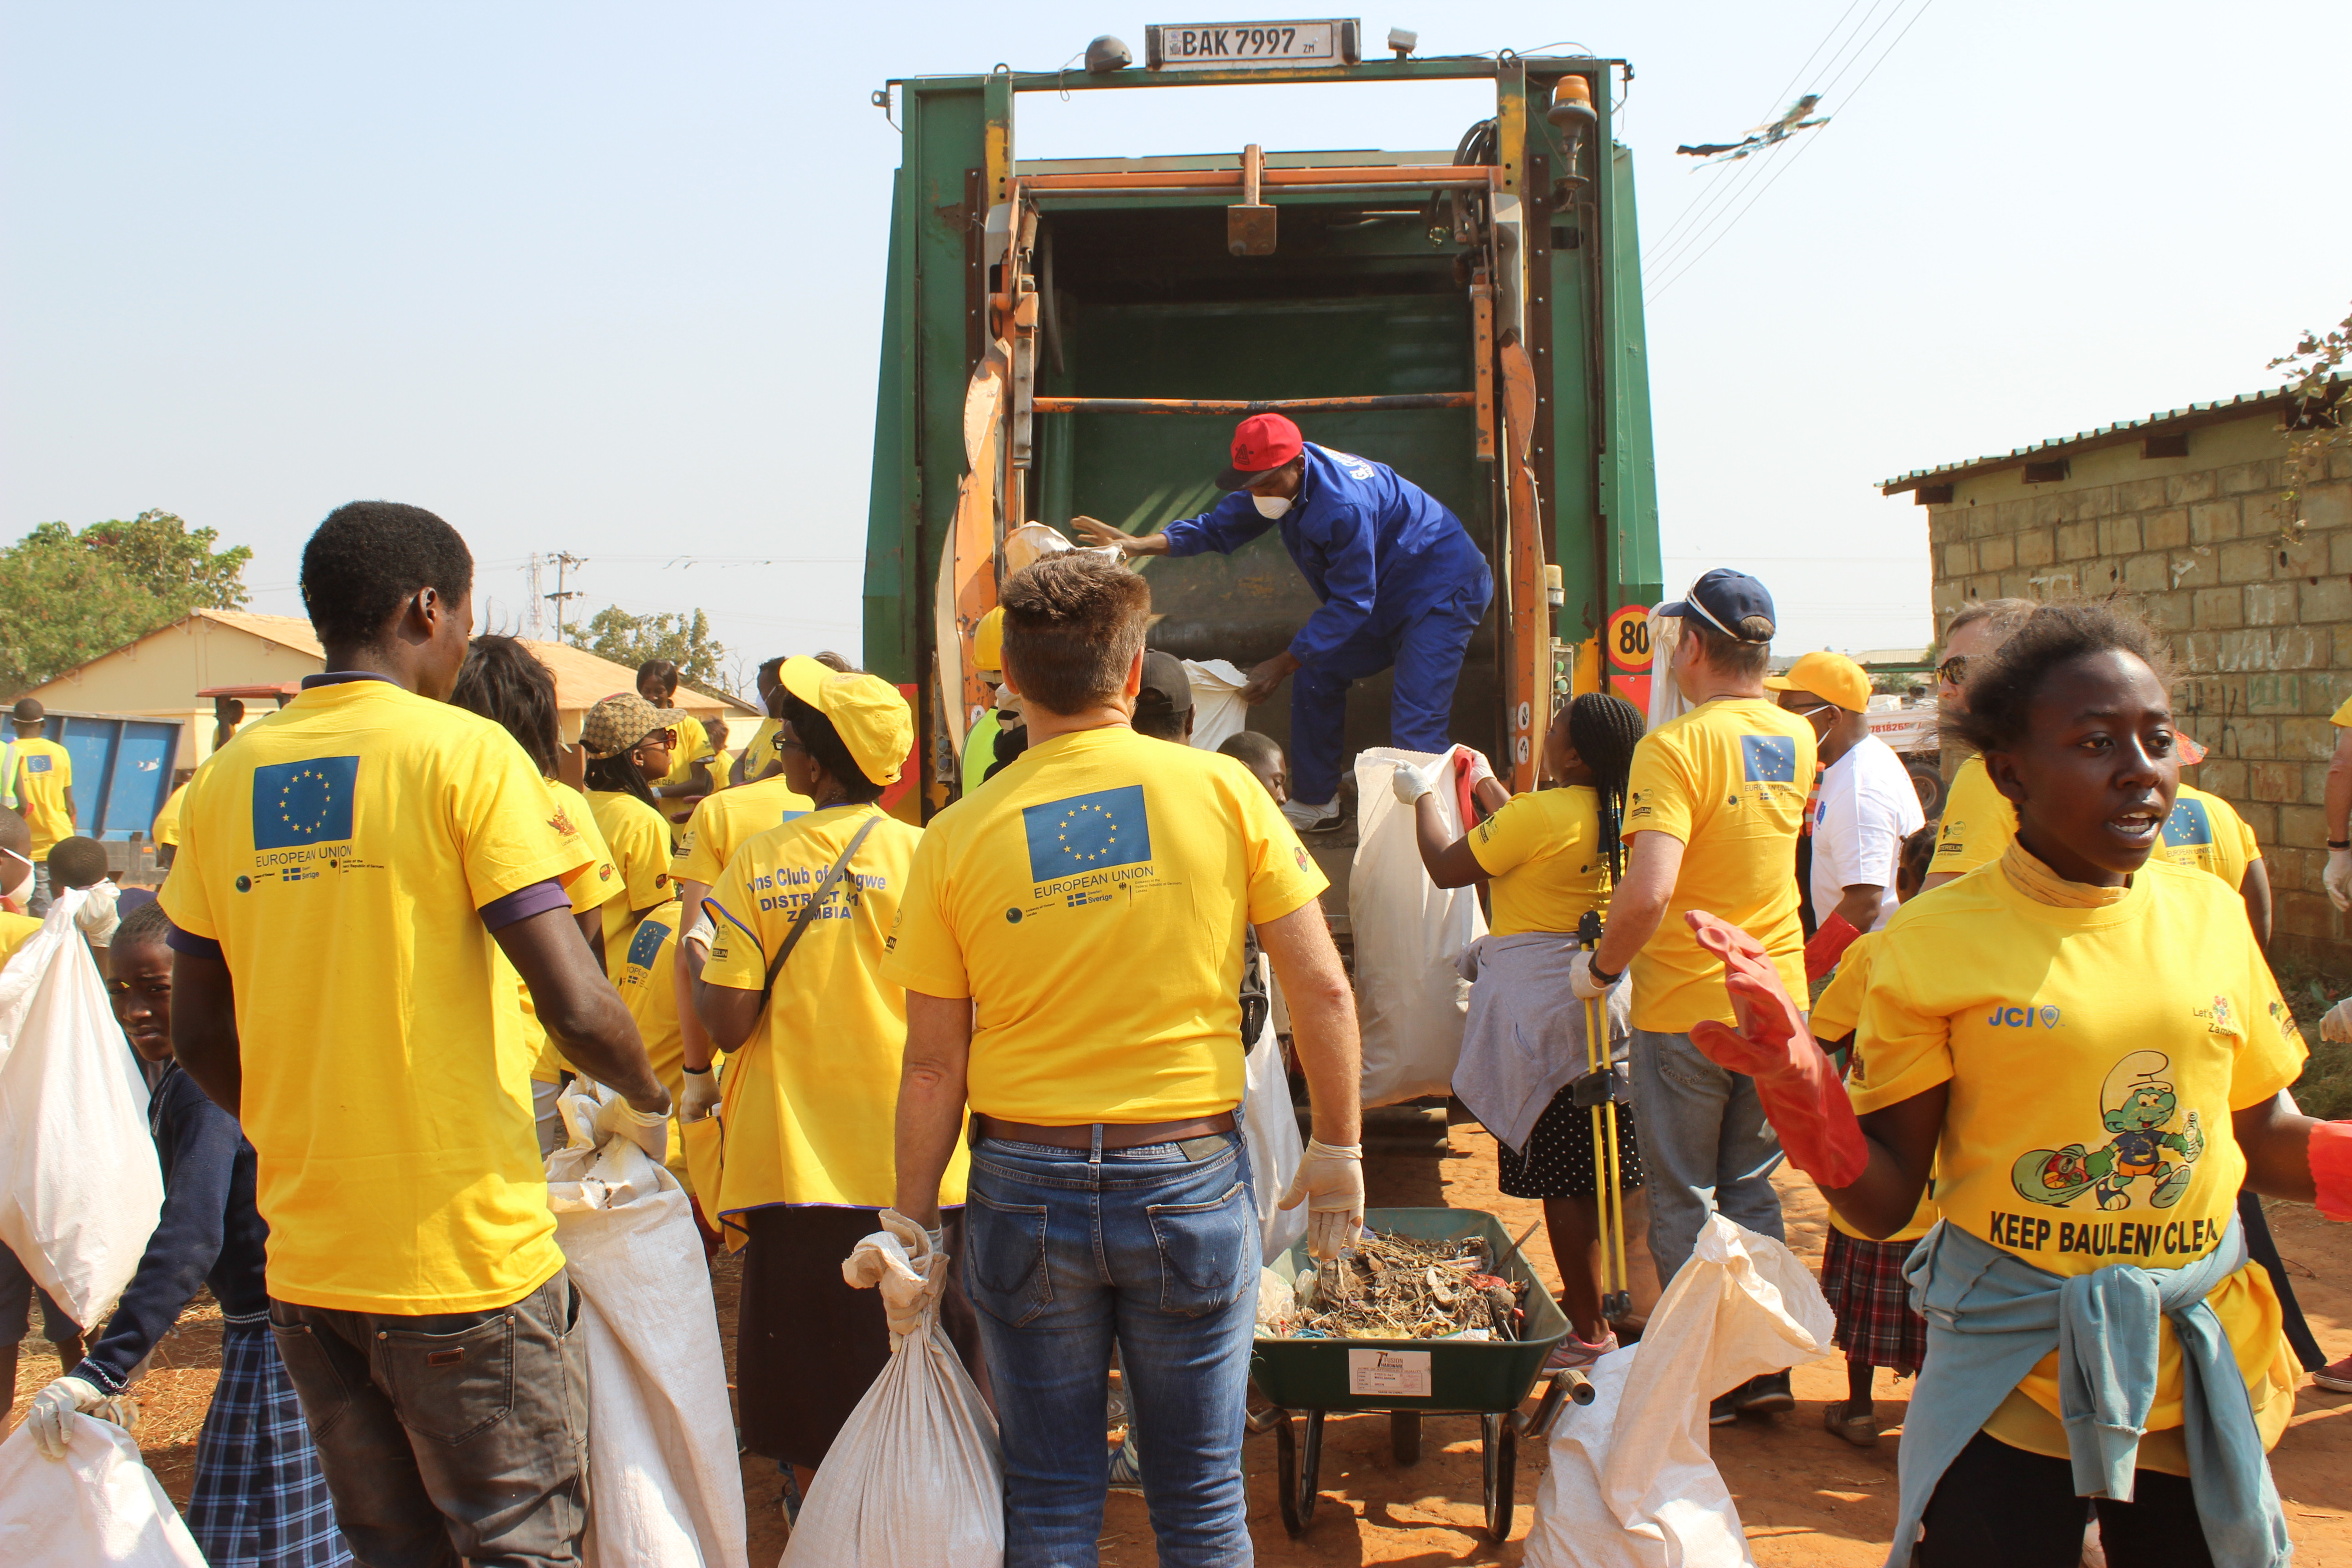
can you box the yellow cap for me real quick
[777,657,911,786]
[973,607,1004,673]
[1764,650,1871,713]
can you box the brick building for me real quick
[1882,383,2352,961]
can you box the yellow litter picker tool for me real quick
[1573,909,1632,1323]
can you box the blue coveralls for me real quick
[1163,444,1494,805]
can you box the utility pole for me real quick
[524,554,545,639]
[546,552,587,643]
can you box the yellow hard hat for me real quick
[973,607,1004,673]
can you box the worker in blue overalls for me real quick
[1073,413,1494,832]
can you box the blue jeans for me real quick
[963,1128,1258,1568]
[1627,1028,1785,1283]
[1289,571,1492,807]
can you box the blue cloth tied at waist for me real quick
[1885,1211,2287,1568]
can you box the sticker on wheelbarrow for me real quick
[1347,1349,1431,1398]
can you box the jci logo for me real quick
[1987,1004,2063,1029]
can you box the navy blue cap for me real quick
[1661,568,1776,644]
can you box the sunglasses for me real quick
[1936,655,1970,686]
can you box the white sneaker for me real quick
[1282,796,1343,833]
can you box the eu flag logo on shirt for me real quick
[252,756,359,848]
[1741,735,1797,784]
[2162,798,2213,848]
[1023,786,1152,883]
[626,915,671,975]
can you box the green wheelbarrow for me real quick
[1246,1206,1593,1542]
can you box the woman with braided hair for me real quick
[1398,691,1651,1367]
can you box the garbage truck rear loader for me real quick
[861,43,1663,822]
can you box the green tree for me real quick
[568,604,731,692]
[0,510,253,696]
[2270,302,2351,539]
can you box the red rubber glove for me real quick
[1803,911,1861,983]
[2314,1120,2352,1224]
[1684,910,1871,1188]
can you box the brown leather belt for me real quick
[972,1112,1236,1150]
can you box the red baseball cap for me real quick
[1215,412,1305,490]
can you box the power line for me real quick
[1647,0,1935,301]
[1641,0,1888,272]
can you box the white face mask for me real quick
[1251,493,1293,519]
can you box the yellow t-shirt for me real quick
[1810,932,1937,1243]
[1622,697,1815,1032]
[587,788,676,979]
[1930,754,2011,876]
[152,781,190,848]
[157,678,593,1313]
[1466,784,1613,937]
[527,779,619,1086]
[737,718,783,784]
[1848,856,2306,1470]
[656,713,713,789]
[0,910,44,969]
[671,774,815,889]
[612,897,699,1191]
[881,725,1327,1124]
[2156,783,2260,890]
[13,738,74,858]
[703,803,968,1214]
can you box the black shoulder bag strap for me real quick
[758,813,882,1008]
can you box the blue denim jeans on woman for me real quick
[963,1127,1259,1568]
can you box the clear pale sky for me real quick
[6,2,2345,687]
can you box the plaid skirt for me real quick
[1821,1228,1928,1374]
[187,1319,355,1568]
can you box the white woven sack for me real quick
[0,1414,208,1565]
[0,887,164,1327]
[1350,745,1485,1106]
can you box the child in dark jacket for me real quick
[23,899,353,1567]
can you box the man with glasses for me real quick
[1920,598,2037,891]
[1767,652,1922,978]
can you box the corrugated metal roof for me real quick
[1878,378,2341,495]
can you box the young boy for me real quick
[1216,730,1289,805]
[9,698,75,915]
[25,900,354,1566]
[159,500,667,1563]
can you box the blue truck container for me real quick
[22,709,186,846]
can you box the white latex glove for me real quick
[27,1376,106,1459]
[1391,760,1436,806]
[844,1209,949,1350]
[74,881,122,946]
[2323,998,2352,1045]
[1279,1139,1367,1264]
[2328,848,2352,914]
[1459,747,1496,794]
[593,1096,671,1161]
[678,1068,722,1122]
[1568,950,1619,1001]
[681,907,715,958]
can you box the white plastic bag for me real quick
[785,1221,1003,1568]
[1349,746,1486,1107]
[545,1088,749,1568]
[1525,1215,1836,1568]
[0,1412,209,1566]
[0,888,164,1328]
[1181,660,1251,753]
[1240,954,1306,1265]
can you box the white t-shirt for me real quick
[1810,734,1926,932]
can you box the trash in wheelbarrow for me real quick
[1258,1227,1529,1341]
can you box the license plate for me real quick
[1147,20,1356,70]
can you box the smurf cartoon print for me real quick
[2011,1049,2205,1211]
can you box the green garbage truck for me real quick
[861,37,1662,823]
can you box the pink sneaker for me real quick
[2313,1356,2352,1394]
[1544,1330,1618,1373]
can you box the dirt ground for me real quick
[10,1125,2351,1565]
